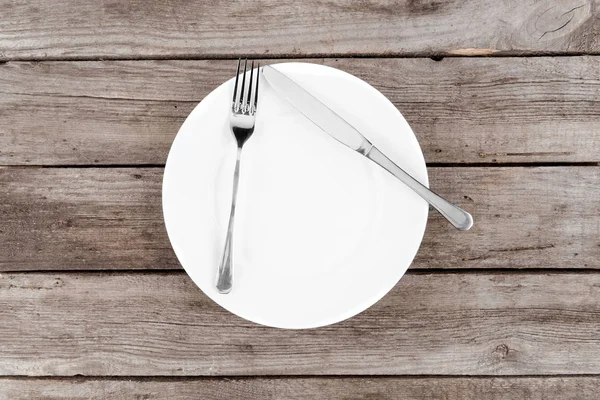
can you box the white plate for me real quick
[163,62,428,329]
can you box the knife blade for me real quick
[262,65,373,155]
[262,65,473,230]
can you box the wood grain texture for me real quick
[0,0,598,59]
[2,377,600,399]
[2,57,600,165]
[1,166,598,271]
[1,271,600,375]
[0,167,177,270]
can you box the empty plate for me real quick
[162,62,428,329]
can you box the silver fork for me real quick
[216,59,260,294]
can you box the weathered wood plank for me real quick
[0,167,178,270]
[1,57,600,165]
[0,271,599,375]
[2,377,600,399]
[0,0,598,59]
[1,166,598,271]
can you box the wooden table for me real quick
[1,1,599,398]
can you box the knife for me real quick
[262,65,473,230]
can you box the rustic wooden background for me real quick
[1,0,600,398]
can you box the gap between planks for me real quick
[3,269,600,275]
[2,51,600,63]
[2,374,600,381]
[1,162,599,169]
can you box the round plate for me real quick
[163,62,428,329]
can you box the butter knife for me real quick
[263,65,473,230]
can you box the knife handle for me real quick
[366,146,473,230]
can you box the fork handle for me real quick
[366,146,473,230]
[216,148,242,293]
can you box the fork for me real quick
[216,59,260,294]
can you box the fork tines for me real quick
[232,59,260,115]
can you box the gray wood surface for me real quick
[1,0,598,60]
[0,167,176,270]
[1,166,597,271]
[2,57,600,166]
[1,271,599,375]
[2,0,599,393]
[2,377,599,400]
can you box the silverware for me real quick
[216,59,261,294]
[263,65,473,231]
